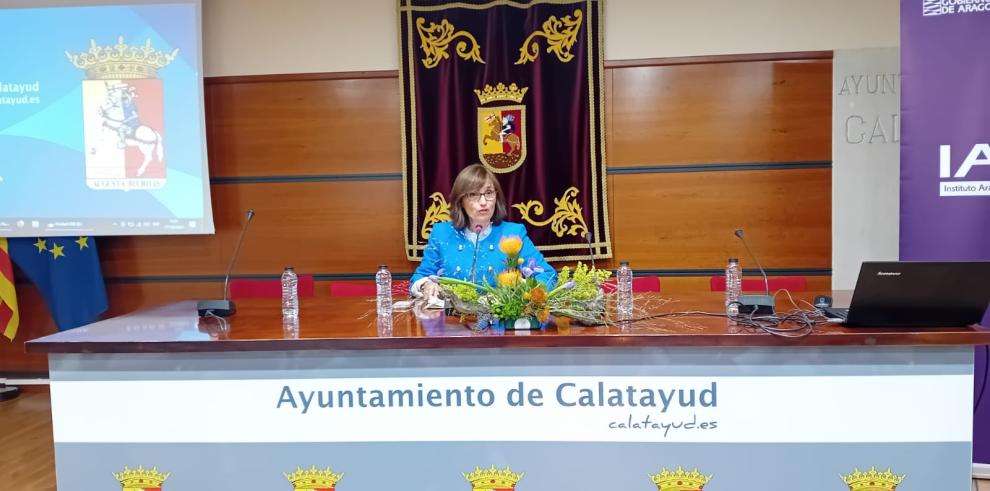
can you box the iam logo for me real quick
[475,83,528,174]
[939,142,990,196]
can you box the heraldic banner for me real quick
[399,0,610,262]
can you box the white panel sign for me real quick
[832,47,901,290]
[51,374,971,443]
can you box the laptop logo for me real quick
[876,271,901,276]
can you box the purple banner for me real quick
[901,0,990,464]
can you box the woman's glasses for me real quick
[466,190,497,202]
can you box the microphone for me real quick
[197,209,255,317]
[469,223,483,283]
[733,228,775,315]
[583,231,597,271]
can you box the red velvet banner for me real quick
[399,0,610,262]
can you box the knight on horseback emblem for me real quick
[67,36,176,190]
[475,82,528,173]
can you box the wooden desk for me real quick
[26,293,990,353]
[28,293,989,490]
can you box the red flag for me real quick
[0,238,19,340]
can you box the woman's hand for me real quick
[420,281,441,299]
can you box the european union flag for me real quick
[8,236,108,330]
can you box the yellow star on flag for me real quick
[50,242,65,260]
[33,238,47,253]
[75,236,89,249]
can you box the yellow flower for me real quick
[536,307,550,323]
[499,235,523,256]
[497,270,521,287]
[517,257,524,265]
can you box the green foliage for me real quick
[446,283,480,303]
[439,262,608,325]
[556,262,612,300]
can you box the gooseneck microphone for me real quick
[733,228,775,315]
[469,223,483,283]
[734,228,769,296]
[197,209,255,317]
[583,231,597,271]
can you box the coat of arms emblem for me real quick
[476,83,528,173]
[66,37,176,190]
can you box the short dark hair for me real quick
[449,163,507,230]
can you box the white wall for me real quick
[202,0,900,76]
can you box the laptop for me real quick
[823,261,990,327]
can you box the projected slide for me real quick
[0,1,214,236]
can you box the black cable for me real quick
[601,307,825,338]
[975,344,989,412]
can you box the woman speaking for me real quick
[410,164,556,299]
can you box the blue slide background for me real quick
[0,2,207,221]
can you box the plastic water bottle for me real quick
[281,266,299,319]
[725,258,741,316]
[616,261,633,321]
[282,316,299,339]
[376,264,393,318]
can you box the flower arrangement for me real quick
[434,235,612,327]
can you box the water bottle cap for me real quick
[727,258,738,263]
[619,261,629,266]
[284,265,295,270]
[378,264,388,270]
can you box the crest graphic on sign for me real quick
[841,466,906,491]
[113,465,169,491]
[476,83,528,173]
[464,464,524,490]
[649,466,712,491]
[66,37,176,191]
[285,465,344,490]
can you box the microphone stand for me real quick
[584,232,597,272]
[469,224,483,284]
[197,209,255,317]
[733,228,775,315]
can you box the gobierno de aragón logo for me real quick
[923,0,990,16]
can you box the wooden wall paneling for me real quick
[210,180,413,276]
[2,54,837,374]
[606,169,831,270]
[0,285,56,373]
[206,77,402,177]
[103,282,227,317]
[99,232,225,278]
[658,276,832,295]
[608,59,831,166]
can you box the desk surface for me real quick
[25,291,990,353]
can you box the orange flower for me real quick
[536,307,551,323]
[528,287,547,304]
[499,235,523,256]
[497,270,521,287]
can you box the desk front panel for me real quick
[49,346,972,490]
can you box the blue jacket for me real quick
[411,221,557,289]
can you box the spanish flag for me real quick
[0,238,18,340]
